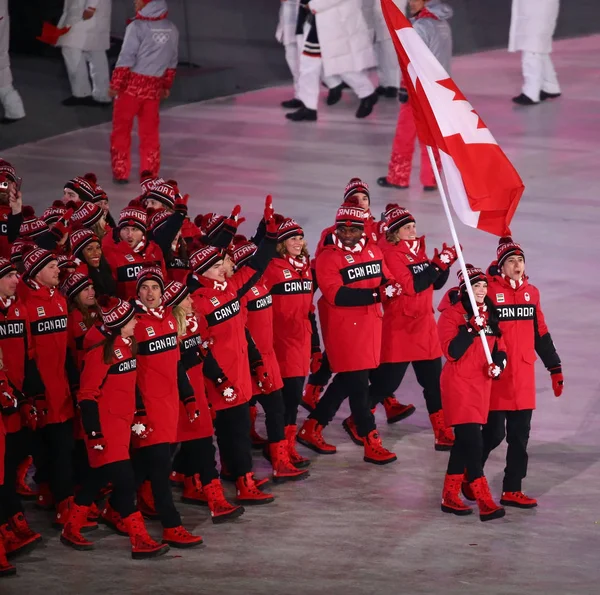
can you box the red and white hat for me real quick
[70,201,104,229]
[92,184,108,204]
[497,236,524,268]
[140,171,166,194]
[118,204,147,232]
[22,247,56,280]
[457,264,487,292]
[56,254,77,271]
[143,182,177,210]
[0,257,16,279]
[163,281,190,308]
[41,201,67,226]
[189,245,224,275]
[384,203,415,233]
[64,174,97,202]
[60,272,92,300]
[231,235,257,267]
[277,217,304,242]
[97,295,135,331]
[19,206,49,239]
[10,238,32,266]
[0,159,17,184]
[148,208,171,233]
[335,197,366,229]
[343,177,370,203]
[136,265,164,295]
[70,228,100,258]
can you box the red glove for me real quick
[431,243,459,271]
[51,208,74,237]
[131,412,154,440]
[549,366,564,397]
[174,193,189,215]
[224,205,244,230]
[487,363,503,379]
[184,399,200,423]
[380,281,403,301]
[251,361,274,394]
[87,431,107,451]
[468,305,488,333]
[310,350,323,374]
[264,195,278,236]
[199,336,214,358]
[19,400,38,432]
[215,377,238,404]
[0,385,18,413]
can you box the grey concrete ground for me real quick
[1,35,600,595]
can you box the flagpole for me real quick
[426,146,493,365]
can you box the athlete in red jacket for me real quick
[482,237,562,509]
[437,265,507,522]
[162,280,245,521]
[298,198,400,465]
[102,203,165,299]
[60,295,169,559]
[131,266,202,547]
[366,204,457,449]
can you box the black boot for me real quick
[326,84,344,106]
[383,86,398,98]
[377,176,408,190]
[423,185,437,192]
[512,93,538,106]
[281,98,304,109]
[112,178,129,185]
[286,107,317,122]
[540,90,561,101]
[356,93,378,118]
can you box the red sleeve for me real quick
[437,307,461,361]
[315,250,342,306]
[533,287,549,336]
[110,66,131,92]
[384,249,415,295]
[78,346,110,403]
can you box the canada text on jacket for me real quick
[271,280,313,295]
[31,316,67,336]
[137,333,178,355]
[247,294,273,311]
[341,261,382,285]
[496,305,536,321]
[0,321,25,338]
[109,358,138,374]
[206,298,241,326]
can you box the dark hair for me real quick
[102,333,138,365]
[87,256,117,297]
[69,295,97,330]
[460,292,502,337]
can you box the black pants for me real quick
[368,359,442,414]
[214,402,253,479]
[173,437,219,486]
[133,443,181,528]
[75,459,137,520]
[447,423,484,482]
[37,420,75,503]
[282,377,305,426]
[310,370,375,438]
[255,389,285,443]
[73,438,91,487]
[482,409,533,492]
[0,429,27,518]
[307,352,333,387]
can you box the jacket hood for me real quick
[139,0,168,19]
[437,286,461,313]
[424,1,453,21]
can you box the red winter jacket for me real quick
[378,237,447,363]
[133,306,181,447]
[316,238,391,373]
[24,285,73,425]
[0,205,11,260]
[262,257,317,379]
[176,315,214,442]
[68,308,100,371]
[487,272,559,411]
[78,326,137,467]
[102,233,165,300]
[240,280,283,395]
[437,290,507,426]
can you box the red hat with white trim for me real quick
[97,295,135,331]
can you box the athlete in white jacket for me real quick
[0,0,25,123]
[509,0,561,105]
[57,0,112,106]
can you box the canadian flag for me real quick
[380,0,524,236]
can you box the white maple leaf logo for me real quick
[475,316,485,328]
[131,422,146,436]
[223,387,235,401]
[384,285,396,298]
[491,365,501,377]
[440,253,450,264]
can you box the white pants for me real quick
[0,67,25,120]
[284,42,301,99]
[375,37,400,89]
[521,51,561,102]
[61,47,111,102]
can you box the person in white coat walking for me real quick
[57,0,112,106]
[277,0,304,109]
[285,0,378,122]
[509,0,561,105]
[0,0,26,124]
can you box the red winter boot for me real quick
[341,415,363,446]
[88,502,101,522]
[363,430,397,465]
[35,482,54,510]
[500,491,538,509]
[383,397,416,424]
[100,502,129,536]
[124,511,170,560]
[137,481,158,519]
[162,525,203,548]
[0,536,16,577]
[270,441,310,483]
[297,419,337,454]
[53,497,98,531]
[285,425,310,468]
[441,474,473,516]
[170,470,185,487]
[301,384,323,412]
[203,478,245,524]
[429,410,455,451]
[181,474,209,506]
[235,472,275,505]
[249,404,268,449]
[470,477,506,522]
[60,504,95,550]
[0,522,40,558]
[16,456,38,500]
[9,513,42,544]
[461,471,475,501]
